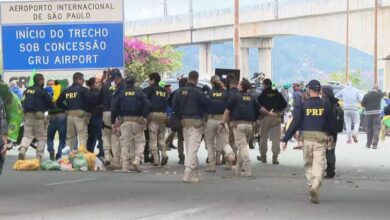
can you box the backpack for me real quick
[332,103,344,133]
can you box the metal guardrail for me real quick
[126,0,389,36]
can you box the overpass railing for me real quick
[126,0,390,36]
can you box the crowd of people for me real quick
[0,68,389,205]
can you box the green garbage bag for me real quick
[70,154,88,171]
[41,160,61,171]
[383,116,390,128]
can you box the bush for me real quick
[124,38,183,81]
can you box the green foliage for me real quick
[329,71,373,90]
[329,72,345,83]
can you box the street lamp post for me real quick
[189,0,193,42]
[234,0,240,70]
[163,0,168,17]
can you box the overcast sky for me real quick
[0,0,272,21]
[125,0,270,20]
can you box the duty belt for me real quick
[275,112,283,118]
[150,112,167,116]
[49,112,65,116]
[66,110,86,117]
[25,112,45,119]
[233,120,253,125]
[208,114,223,120]
[265,112,282,118]
[181,118,204,129]
[122,116,140,122]
[302,131,328,142]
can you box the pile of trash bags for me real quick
[380,115,390,142]
[13,145,104,171]
[13,159,40,171]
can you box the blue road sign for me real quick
[2,22,124,71]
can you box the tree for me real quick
[124,37,183,81]
[329,71,362,88]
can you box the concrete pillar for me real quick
[240,48,249,79]
[258,38,274,80]
[384,58,390,92]
[199,43,212,78]
[259,48,272,80]
[241,38,274,80]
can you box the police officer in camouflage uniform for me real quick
[143,73,169,166]
[112,75,151,172]
[205,75,236,172]
[282,80,332,204]
[257,79,287,164]
[19,74,55,161]
[57,72,89,150]
[167,77,187,164]
[225,74,240,159]
[248,83,261,150]
[321,85,339,179]
[173,71,208,183]
[107,69,125,169]
[99,69,116,165]
[221,77,259,177]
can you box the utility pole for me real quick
[374,0,379,85]
[346,0,350,83]
[234,0,240,70]
[189,0,193,43]
[274,0,279,19]
[189,0,193,29]
[164,0,168,17]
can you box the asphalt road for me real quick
[0,134,389,220]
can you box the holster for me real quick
[85,113,91,124]
[327,136,336,149]
[103,123,112,130]
[34,111,45,120]
[0,153,4,175]
[149,112,167,125]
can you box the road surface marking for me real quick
[135,203,221,219]
[45,178,96,186]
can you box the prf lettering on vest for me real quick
[213,92,223,97]
[156,91,166,97]
[66,92,77,99]
[306,108,324,116]
[125,91,135,96]
[26,89,35,94]
[243,96,251,101]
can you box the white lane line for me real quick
[45,178,97,186]
[135,203,221,220]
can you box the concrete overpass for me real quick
[126,0,390,90]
